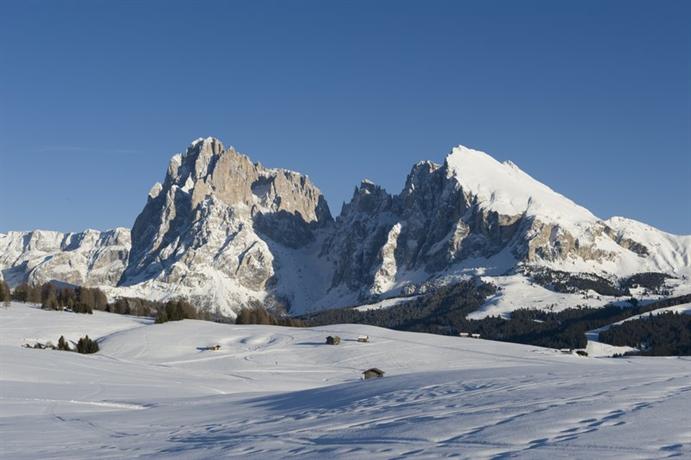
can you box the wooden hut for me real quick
[362,368,385,380]
[326,335,341,345]
[357,335,369,343]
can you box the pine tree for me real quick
[77,287,94,311]
[93,288,108,310]
[0,280,10,302]
[27,284,41,304]
[12,283,29,302]
[41,284,60,310]
[58,288,76,309]
[57,335,70,351]
[76,335,99,354]
[155,310,169,323]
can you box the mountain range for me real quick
[2,137,689,317]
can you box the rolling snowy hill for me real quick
[2,302,691,459]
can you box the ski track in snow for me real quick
[2,303,691,459]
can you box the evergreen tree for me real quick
[76,335,99,354]
[58,288,77,309]
[12,283,29,302]
[155,310,168,323]
[26,284,41,304]
[155,299,198,323]
[57,335,70,351]
[41,283,60,310]
[92,288,108,310]
[77,287,94,310]
[0,280,11,304]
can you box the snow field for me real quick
[2,302,691,459]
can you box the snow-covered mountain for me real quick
[115,137,332,312]
[2,138,689,316]
[0,228,130,287]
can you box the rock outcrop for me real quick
[118,137,332,312]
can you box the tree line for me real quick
[599,312,691,355]
[235,304,306,327]
[302,284,691,351]
[4,281,213,322]
[9,282,108,313]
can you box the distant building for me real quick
[362,368,385,380]
[326,335,341,345]
[471,333,481,339]
[459,332,470,337]
[357,335,369,343]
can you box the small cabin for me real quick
[362,368,385,380]
[326,335,341,345]
[471,333,481,339]
[198,344,222,352]
[357,335,369,343]
[459,332,470,337]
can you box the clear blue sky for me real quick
[1,0,689,234]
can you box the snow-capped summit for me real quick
[445,145,596,225]
[2,137,689,317]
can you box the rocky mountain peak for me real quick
[4,137,688,318]
[341,180,392,217]
[119,137,334,310]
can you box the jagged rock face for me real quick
[322,180,397,294]
[0,228,130,287]
[322,159,527,300]
[119,138,332,312]
[4,138,689,316]
[319,146,691,305]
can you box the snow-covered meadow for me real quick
[2,302,691,459]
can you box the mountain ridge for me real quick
[2,137,689,317]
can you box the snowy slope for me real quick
[446,145,596,226]
[0,303,150,347]
[604,216,691,277]
[3,302,691,459]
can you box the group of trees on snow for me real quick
[235,304,306,327]
[600,312,691,355]
[27,334,99,354]
[155,299,200,323]
[57,334,99,354]
[75,335,100,354]
[0,280,11,306]
[528,270,673,297]
[302,286,691,353]
[4,281,217,322]
[302,280,496,333]
[10,282,107,314]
